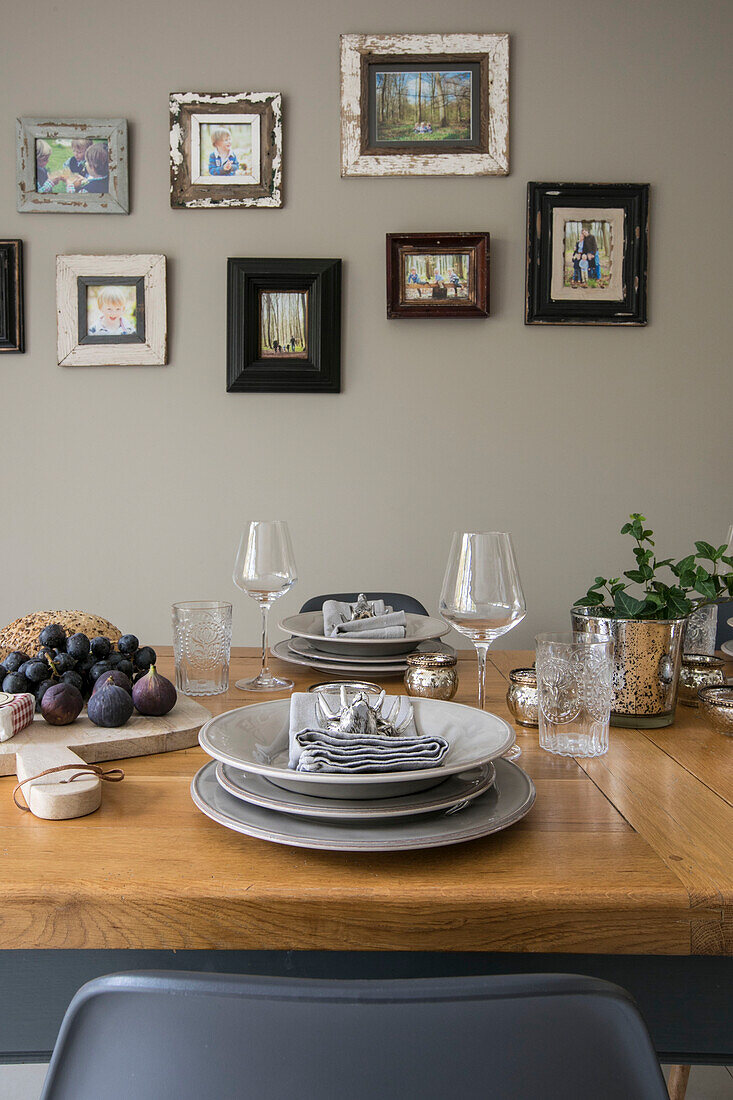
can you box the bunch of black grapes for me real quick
[0,625,157,711]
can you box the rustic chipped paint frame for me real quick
[56,255,167,366]
[340,33,509,177]
[170,92,282,208]
[0,241,24,353]
[525,182,650,326]
[16,118,128,214]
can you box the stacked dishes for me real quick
[721,617,733,659]
[193,691,536,852]
[273,610,454,677]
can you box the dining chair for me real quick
[715,600,733,649]
[299,592,429,615]
[40,971,668,1100]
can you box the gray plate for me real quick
[198,696,515,800]
[288,636,456,666]
[272,639,408,676]
[192,758,535,851]
[279,611,450,657]
[215,761,496,820]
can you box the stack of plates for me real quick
[193,695,536,852]
[721,618,733,659]
[273,610,453,677]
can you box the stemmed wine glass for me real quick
[232,520,297,692]
[440,532,526,759]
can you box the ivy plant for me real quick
[574,513,733,620]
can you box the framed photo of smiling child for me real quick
[56,255,167,366]
[170,92,282,208]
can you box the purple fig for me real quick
[40,682,83,726]
[87,682,134,728]
[92,670,132,696]
[131,664,177,716]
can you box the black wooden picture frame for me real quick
[0,240,24,353]
[525,182,649,326]
[227,258,341,393]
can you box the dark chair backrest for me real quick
[41,971,668,1100]
[715,600,733,649]
[300,591,429,616]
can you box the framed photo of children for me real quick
[386,233,490,318]
[16,118,128,214]
[227,258,341,393]
[56,255,167,366]
[525,182,650,325]
[340,33,509,177]
[170,92,282,208]
[0,241,24,353]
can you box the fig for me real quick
[87,681,134,728]
[40,682,83,725]
[92,670,132,695]
[132,664,177,716]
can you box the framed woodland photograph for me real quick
[340,33,509,177]
[386,233,490,318]
[170,92,282,208]
[56,255,167,366]
[0,241,24,353]
[227,258,341,393]
[16,118,128,214]
[526,182,650,325]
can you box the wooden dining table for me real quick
[1,647,731,1065]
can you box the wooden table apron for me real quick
[1,648,731,1063]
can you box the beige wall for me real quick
[2,0,731,650]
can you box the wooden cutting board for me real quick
[1,696,211,820]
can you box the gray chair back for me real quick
[41,971,668,1100]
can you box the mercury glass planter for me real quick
[506,667,539,727]
[571,607,686,728]
[677,654,725,707]
[404,653,458,701]
[698,685,733,736]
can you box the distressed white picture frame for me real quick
[17,118,129,214]
[56,255,167,366]
[340,33,509,177]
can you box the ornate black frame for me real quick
[0,240,24,353]
[227,258,341,393]
[525,182,649,326]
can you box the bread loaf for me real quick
[0,611,122,660]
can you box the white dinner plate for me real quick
[198,696,515,800]
[271,639,408,676]
[279,611,450,657]
[192,758,535,852]
[721,639,733,658]
[215,761,496,820]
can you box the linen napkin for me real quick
[322,597,407,639]
[0,693,35,742]
[286,691,449,774]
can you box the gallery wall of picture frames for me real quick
[2,32,652,386]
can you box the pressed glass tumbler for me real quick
[172,601,233,696]
[535,632,613,757]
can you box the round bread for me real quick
[0,611,122,660]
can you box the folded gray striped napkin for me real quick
[322,598,407,639]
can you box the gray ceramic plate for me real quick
[271,639,408,676]
[198,696,515,800]
[192,758,535,851]
[287,636,456,666]
[215,761,496,821]
[279,611,450,657]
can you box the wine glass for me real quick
[232,520,297,692]
[440,532,526,759]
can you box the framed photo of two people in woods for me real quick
[525,183,650,325]
[227,259,341,392]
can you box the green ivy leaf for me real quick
[695,541,718,561]
[614,590,646,617]
[624,569,646,583]
[667,592,693,618]
[620,523,632,535]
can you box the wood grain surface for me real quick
[0,647,731,955]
